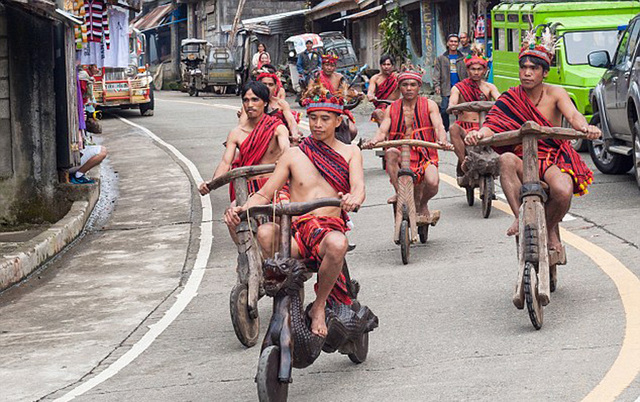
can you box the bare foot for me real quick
[548,227,562,251]
[308,302,327,337]
[506,219,519,236]
[461,156,471,173]
[387,194,397,204]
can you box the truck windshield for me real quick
[564,30,619,65]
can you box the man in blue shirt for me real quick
[433,34,468,131]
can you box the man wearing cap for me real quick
[364,71,452,222]
[305,53,361,143]
[199,81,290,241]
[449,54,500,176]
[367,54,400,125]
[433,34,468,131]
[224,94,365,337]
[297,39,321,93]
[465,30,601,253]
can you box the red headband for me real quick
[464,55,488,68]
[257,72,283,94]
[519,44,553,64]
[397,71,422,83]
[303,94,344,115]
[321,54,339,65]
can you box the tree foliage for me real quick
[378,7,409,65]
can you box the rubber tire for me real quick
[633,122,640,190]
[257,346,289,402]
[466,186,475,206]
[230,283,260,348]
[348,331,369,364]
[524,262,543,330]
[588,112,633,174]
[481,176,493,219]
[418,225,428,244]
[400,219,410,265]
[139,87,154,116]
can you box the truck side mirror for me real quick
[588,50,611,69]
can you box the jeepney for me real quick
[88,28,154,116]
[491,1,640,126]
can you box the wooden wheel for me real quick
[230,283,260,347]
[524,262,543,330]
[348,331,369,364]
[481,176,493,219]
[465,186,475,206]
[418,225,428,244]
[400,219,410,265]
[257,346,289,402]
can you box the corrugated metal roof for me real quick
[309,0,358,14]
[333,4,383,22]
[241,9,308,25]
[131,4,174,30]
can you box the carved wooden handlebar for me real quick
[208,164,276,190]
[446,101,495,114]
[242,198,345,218]
[362,139,453,151]
[475,121,591,147]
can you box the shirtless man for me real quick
[367,54,400,125]
[465,32,601,251]
[199,81,290,240]
[239,65,301,143]
[448,54,500,175]
[364,71,453,219]
[224,95,365,337]
[307,53,361,143]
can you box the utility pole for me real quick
[227,0,247,49]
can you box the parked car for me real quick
[491,1,640,151]
[588,13,640,189]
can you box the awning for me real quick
[130,4,174,31]
[308,0,359,21]
[241,9,308,25]
[4,0,81,24]
[333,4,383,22]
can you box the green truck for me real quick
[491,0,640,147]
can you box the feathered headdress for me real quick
[520,27,556,64]
[302,93,345,115]
[397,63,425,83]
[321,53,339,65]
[464,54,489,68]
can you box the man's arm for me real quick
[341,146,365,212]
[364,107,392,146]
[555,87,600,138]
[449,86,461,108]
[366,74,379,101]
[465,126,495,145]
[428,99,453,148]
[199,130,239,195]
[224,149,293,226]
[276,100,300,141]
[433,57,442,94]
[488,83,501,101]
[274,124,291,156]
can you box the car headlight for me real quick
[289,51,295,58]
[125,64,137,77]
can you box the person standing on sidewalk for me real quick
[433,34,468,131]
[459,32,472,56]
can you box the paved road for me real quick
[2,90,640,401]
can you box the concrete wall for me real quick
[0,6,67,226]
[0,7,11,185]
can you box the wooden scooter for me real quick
[447,100,499,218]
[207,164,275,347]
[361,134,452,264]
[476,121,589,329]
[242,198,378,402]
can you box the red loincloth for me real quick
[484,85,593,195]
[454,78,486,103]
[297,136,352,305]
[268,108,301,131]
[229,113,283,201]
[388,97,439,182]
[455,121,480,132]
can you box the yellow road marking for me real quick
[440,173,640,401]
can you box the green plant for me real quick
[378,6,409,65]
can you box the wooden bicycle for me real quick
[207,164,275,347]
[243,198,378,402]
[476,121,588,329]
[362,136,451,264]
[447,100,499,218]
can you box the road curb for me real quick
[0,180,100,292]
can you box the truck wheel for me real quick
[588,112,632,174]
[564,116,587,152]
[140,87,155,116]
[633,122,640,190]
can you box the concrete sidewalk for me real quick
[0,117,196,401]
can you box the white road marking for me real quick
[54,116,213,401]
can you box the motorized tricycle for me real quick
[180,38,212,97]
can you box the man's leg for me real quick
[542,166,573,250]
[440,96,450,132]
[372,109,384,126]
[77,146,107,174]
[415,164,439,216]
[498,153,524,236]
[449,123,467,173]
[385,148,401,203]
[308,231,348,337]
